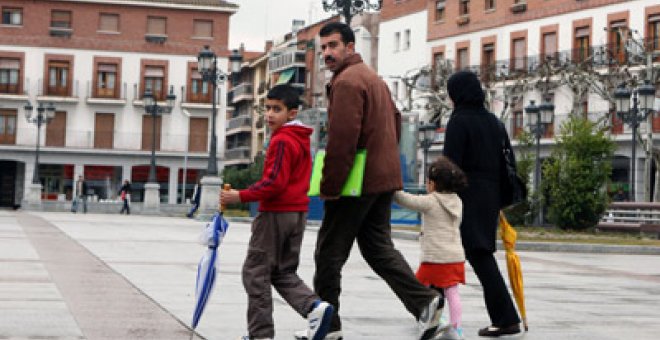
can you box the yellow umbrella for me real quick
[499,211,528,331]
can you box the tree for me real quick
[221,153,265,209]
[542,116,615,230]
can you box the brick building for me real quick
[0,0,237,207]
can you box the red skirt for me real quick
[416,262,465,289]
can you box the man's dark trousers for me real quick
[313,192,437,332]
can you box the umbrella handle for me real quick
[220,184,231,212]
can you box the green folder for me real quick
[308,149,367,197]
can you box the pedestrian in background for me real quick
[309,21,443,340]
[71,175,88,214]
[220,84,334,340]
[187,180,201,218]
[393,155,468,340]
[119,180,131,214]
[442,71,522,337]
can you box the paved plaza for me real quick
[1,210,660,339]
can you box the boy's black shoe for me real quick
[477,324,521,337]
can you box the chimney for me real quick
[264,40,273,52]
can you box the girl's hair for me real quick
[428,155,468,193]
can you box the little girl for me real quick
[394,155,468,340]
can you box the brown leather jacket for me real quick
[321,54,403,196]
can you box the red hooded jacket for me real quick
[239,121,312,212]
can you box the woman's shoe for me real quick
[477,324,521,337]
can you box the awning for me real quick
[276,69,295,85]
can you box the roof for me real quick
[85,0,238,9]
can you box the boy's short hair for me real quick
[319,22,355,45]
[267,84,301,110]
[428,155,468,193]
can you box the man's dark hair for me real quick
[267,84,301,109]
[319,22,355,45]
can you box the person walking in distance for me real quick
[119,180,131,214]
[220,84,334,340]
[187,180,202,218]
[394,156,469,340]
[72,175,88,214]
[442,71,522,337]
[302,22,444,340]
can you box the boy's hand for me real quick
[220,189,241,205]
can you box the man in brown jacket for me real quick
[310,22,444,340]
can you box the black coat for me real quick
[443,71,507,254]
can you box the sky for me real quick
[228,0,334,52]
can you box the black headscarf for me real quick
[447,71,485,109]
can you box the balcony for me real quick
[180,85,213,110]
[226,115,252,133]
[268,50,306,73]
[225,146,251,162]
[36,78,79,104]
[230,83,254,104]
[456,15,469,26]
[510,2,527,13]
[86,81,127,106]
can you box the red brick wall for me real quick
[381,0,427,21]
[427,0,629,41]
[0,0,232,56]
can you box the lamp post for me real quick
[613,80,657,202]
[24,101,56,184]
[525,98,554,226]
[142,86,175,209]
[196,45,242,218]
[418,123,436,186]
[197,45,243,176]
[22,101,56,205]
[322,0,383,25]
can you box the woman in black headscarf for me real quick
[442,71,521,337]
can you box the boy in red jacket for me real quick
[221,84,333,340]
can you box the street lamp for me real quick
[143,86,176,184]
[197,45,243,176]
[525,98,554,225]
[23,101,56,185]
[418,123,436,186]
[613,80,657,201]
[322,0,383,25]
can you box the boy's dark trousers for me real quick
[243,211,317,338]
[313,192,437,333]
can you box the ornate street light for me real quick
[197,45,243,176]
[613,80,657,201]
[322,0,383,25]
[143,86,176,184]
[418,123,436,186]
[525,98,554,225]
[23,101,56,185]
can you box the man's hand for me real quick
[320,193,340,201]
[220,189,241,205]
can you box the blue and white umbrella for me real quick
[191,211,229,330]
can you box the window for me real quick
[1,7,22,25]
[189,68,210,103]
[609,20,627,64]
[0,58,20,94]
[47,60,70,96]
[611,110,624,134]
[649,14,660,56]
[459,0,470,16]
[188,117,208,152]
[96,63,118,98]
[147,16,167,35]
[98,13,119,32]
[432,52,445,88]
[481,44,495,78]
[457,48,469,70]
[94,113,114,149]
[193,19,213,38]
[512,108,523,138]
[485,0,495,11]
[0,110,17,145]
[394,32,400,52]
[435,1,445,21]
[542,32,557,61]
[392,81,399,100]
[574,26,591,63]
[403,29,411,50]
[512,38,526,71]
[51,10,72,28]
[45,111,66,147]
[143,66,164,100]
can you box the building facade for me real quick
[0,0,237,207]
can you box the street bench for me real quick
[597,202,660,239]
